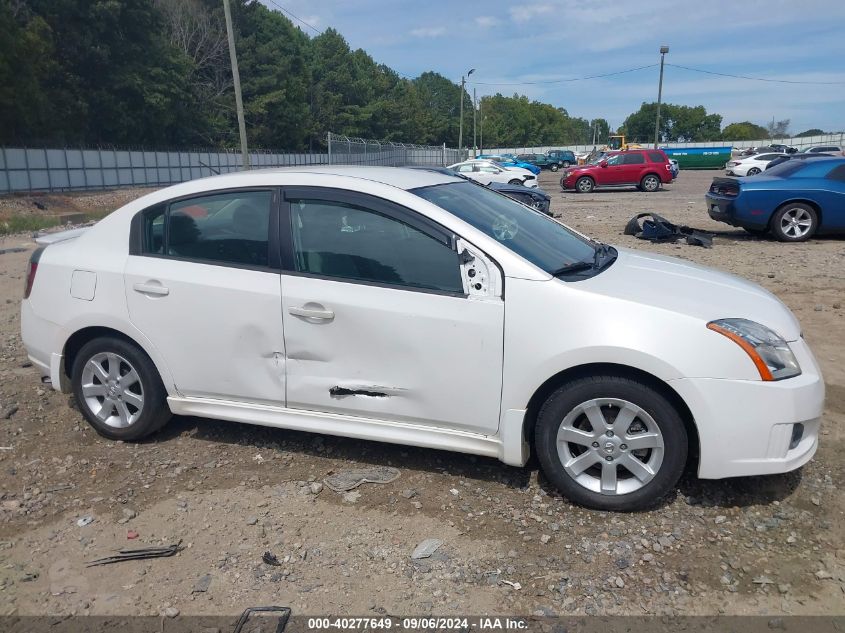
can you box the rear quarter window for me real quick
[647,151,666,163]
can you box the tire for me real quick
[771,203,818,242]
[550,164,559,172]
[508,179,522,185]
[640,174,661,192]
[747,167,761,176]
[575,176,594,193]
[562,161,571,168]
[534,375,688,511]
[71,336,171,441]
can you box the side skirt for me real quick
[168,396,506,462]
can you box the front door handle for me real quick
[289,305,334,321]
[133,282,169,296]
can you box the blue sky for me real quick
[263,0,845,134]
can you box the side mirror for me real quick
[600,161,608,168]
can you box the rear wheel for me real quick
[640,174,661,192]
[562,161,571,168]
[508,179,522,185]
[71,337,171,440]
[747,167,762,176]
[575,176,594,193]
[534,375,688,511]
[771,203,817,242]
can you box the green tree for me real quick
[721,121,769,141]
[621,102,722,143]
[796,128,826,137]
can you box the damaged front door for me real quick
[280,190,504,435]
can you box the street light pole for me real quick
[458,68,475,152]
[223,0,249,169]
[472,87,477,157]
[479,98,483,154]
[654,46,669,149]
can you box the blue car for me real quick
[705,157,845,241]
[476,154,541,175]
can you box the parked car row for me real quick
[478,150,578,172]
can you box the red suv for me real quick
[560,149,673,193]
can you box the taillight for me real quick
[23,262,38,299]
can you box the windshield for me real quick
[763,161,807,178]
[412,182,596,273]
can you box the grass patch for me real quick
[0,209,113,236]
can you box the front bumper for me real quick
[670,337,824,479]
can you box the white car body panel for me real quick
[447,160,538,188]
[726,153,783,176]
[20,166,824,479]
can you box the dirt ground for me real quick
[0,170,842,618]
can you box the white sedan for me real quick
[21,166,823,511]
[448,160,538,187]
[725,152,784,176]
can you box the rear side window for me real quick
[647,151,665,163]
[142,190,272,267]
[624,153,646,165]
[288,199,463,294]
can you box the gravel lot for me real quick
[0,170,842,618]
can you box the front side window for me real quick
[288,199,464,294]
[605,154,623,166]
[142,190,272,267]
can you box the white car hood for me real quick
[577,247,801,341]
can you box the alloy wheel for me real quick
[780,207,813,239]
[80,352,145,428]
[555,398,664,495]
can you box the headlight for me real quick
[707,318,801,381]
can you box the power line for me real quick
[264,0,322,34]
[467,64,659,86]
[666,63,845,85]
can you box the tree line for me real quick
[0,0,835,150]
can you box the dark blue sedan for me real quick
[705,157,845,241]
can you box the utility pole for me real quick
[458,68,475,152]
[654,45,669,149]
[223,0,249,169]
[472,88,478,157]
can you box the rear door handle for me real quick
[133,282,169,296]
[289,305,334,321]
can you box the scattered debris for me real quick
[323,466,400,492]
[308,482,323,495]
[192,574,212,593]
[45,483,74,492]
[232,606,292,633]
[126,530,139,540]
[86,540,182,567]
[2,405,18,419]
[163,607,180,618]
[624,212,713,248]
[76,516,94,527]
[342,490,361,504]
[411,538,442,560]
[500,579,522,590]
[262,551,281,566]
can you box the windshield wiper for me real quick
[551,260,593,276]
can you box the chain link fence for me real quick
[327,132,466,168]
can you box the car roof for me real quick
[224,165,461,190]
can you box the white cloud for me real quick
[410,26,446,38]
[509,4,554,23]
[475,16,500,28]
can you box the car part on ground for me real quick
[706,157,845,240]
[86,540,183,567]
[624,212,713,248]
[21,166,824,511]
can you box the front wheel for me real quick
[575,176,594,193]
[771,203,817,242]
[534,375,688,511]
[550,164,559,172]
[71,336,171,441]
[640,174,661,192]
